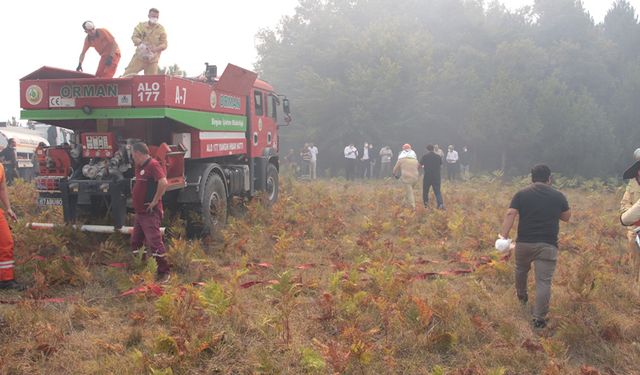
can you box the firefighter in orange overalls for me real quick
[77,21,121,78]
[0,163,21,290]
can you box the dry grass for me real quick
[1,175,639,375]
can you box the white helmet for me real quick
[634,148,640,161]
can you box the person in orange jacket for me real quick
[77,21,121,78]
[0,163,22,290]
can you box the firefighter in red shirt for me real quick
[0,163,22,290]
[130,142,170,282]
[77,21,121,78]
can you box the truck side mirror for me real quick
[283,99,290,115]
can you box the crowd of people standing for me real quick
[342,143,471,182]
[282,142,471,184]
[341,142,471,211]
[284,143,319,180]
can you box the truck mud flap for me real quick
[253,157,267,192]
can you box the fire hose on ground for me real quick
[26,222,166,235]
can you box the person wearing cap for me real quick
[420,144,444,209]
[122,8,168,76]
[77,21,120,78]
[398,143,417,160]
[393,144,420,209]
[620,149,640,288]
[620,149,640,232]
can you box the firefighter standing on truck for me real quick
[77,21,121,78]
[122,8,167,76]
[0,163,22,290]
[130,142,170,283]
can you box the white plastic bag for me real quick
[137,43,156,62]
[495,235,512,252]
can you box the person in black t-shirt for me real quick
[499,164,571,329]
[420,144,444,209]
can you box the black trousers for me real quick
[3,164,15,185]
[345,158,356,180]
[423,177,443,207]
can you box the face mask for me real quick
[149,17,159,24]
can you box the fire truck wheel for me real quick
[202,172,228,236]
[263,163,279,206]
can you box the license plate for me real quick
[38,197,63,206]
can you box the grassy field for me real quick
[0,175,639,375]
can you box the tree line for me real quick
[255,0,640,177]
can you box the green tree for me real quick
[255,0,639,177]
[603,0,640,59]
[533,0,596,45]
[534,78,616,177]
[469,73,542,173]
[159,64,186,77]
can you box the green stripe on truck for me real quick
[21,108,247,132]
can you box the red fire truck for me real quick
[20,64,290,236]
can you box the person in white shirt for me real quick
[309,143,319,180]
[446,145,459,181]
[344,144,358,181]
[459,146,470,180]
[398,146,417,160]
[361,142,373,179]
[379,146,393,178]
[300,143,312,179]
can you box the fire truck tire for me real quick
[201,172,228,236]
[263,163,279,206]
